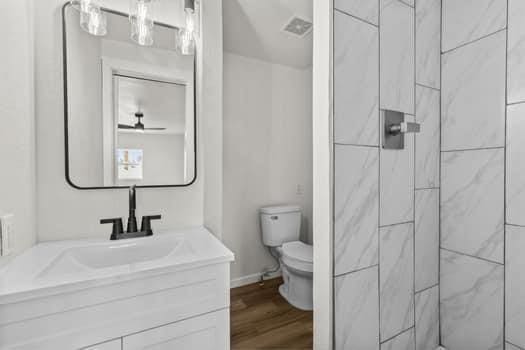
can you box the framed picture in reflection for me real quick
[117,149,143,180]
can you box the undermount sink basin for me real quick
[65,236,182,268]
[37,234,186,279]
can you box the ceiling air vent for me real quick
[282,16,313,38]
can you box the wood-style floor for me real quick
[230,277,313,350]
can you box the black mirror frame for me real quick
[61,2,198,190]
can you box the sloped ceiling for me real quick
[223,0,313,69]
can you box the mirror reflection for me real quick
[64,4,196,188]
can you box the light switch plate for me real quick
[0,214,14,257]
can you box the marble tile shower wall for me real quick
[441,0,525,349]
[333,0,440,349]
[506,1,525,350]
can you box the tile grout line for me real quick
[397,0,414,9]
[415,283,439,295]
[441,27,507,55]
[333,142,379,148]
[331,4,336,347]
[438,0,443,345]
[440,247,505,266]
[416,82,440,92]
[507,341,525,350]
[333,8,378,28]
[333,264,379,278]
[379,220,414,228]
[441,146,505,153]
[377,0,382,346]
[506,223,525,228]
[412,1,417,348]
[507,99,525,106]
[380,326,415,345]
[504,0,509,347]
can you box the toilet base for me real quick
[278,267,313,311]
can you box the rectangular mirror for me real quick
[62,3,196,189]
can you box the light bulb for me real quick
[129,0,155,46]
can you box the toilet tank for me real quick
[260,205,302,247]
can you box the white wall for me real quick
[117,133,185,185]
[34,0,222,242]
[201,0,224,239]
[312,0,332,348]
[223,52,313,283]
[0,0,36,267]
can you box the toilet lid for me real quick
[282,241,313,264]
[260,205,301,215]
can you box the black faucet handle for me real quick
[100,218,124,240]
[141,215,162,236]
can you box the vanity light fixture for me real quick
[70,0,198,55]
[175,0,198,55]
[71,0,91,12]
[129,0,155,46]
[71,0,107,36]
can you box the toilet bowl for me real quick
[260,205,313,311]
[278,241,313,310]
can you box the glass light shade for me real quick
[175,3,197,55]
[129,0,155,46]
[184,7,196,34]
[187,0,200,37]
[195,1,201,37]
[79,3,107,36]
[70,0,92,12]
[175,28,195,55]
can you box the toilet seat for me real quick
[282,241,313,273]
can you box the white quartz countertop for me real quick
[0,227,234,304]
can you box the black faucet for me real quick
[127,185,138,233]
[100,185,162,240]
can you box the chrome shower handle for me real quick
[388,121,421,135]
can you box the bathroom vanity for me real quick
[0,3,236,349]
[0,227,233,349]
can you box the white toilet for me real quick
[260,205,313,311]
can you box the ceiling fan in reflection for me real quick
[118,112,166,132]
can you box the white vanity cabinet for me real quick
[82,309,229,350]
[0,228,234,350]
[122,309,229,350]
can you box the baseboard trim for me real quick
[230,271,282,289]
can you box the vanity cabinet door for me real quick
[122,309,229,350]
[82,339,122,350]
